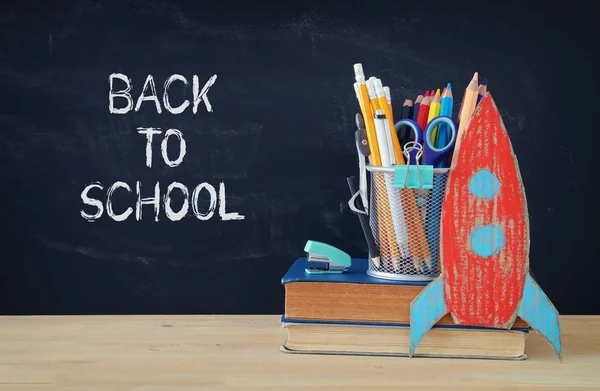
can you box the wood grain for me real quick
[0,315,597,390]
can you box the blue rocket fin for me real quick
[517,274,563,361]
[409,276,448,357]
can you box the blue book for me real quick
[282,258,531,330]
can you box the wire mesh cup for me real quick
[366,164,450,281]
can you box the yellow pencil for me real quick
[366,77,381,114]
[374,79,404,165]
[354,65,400,268]
[428,89,442,145]
[366,77,402,266]
[374,80,431,271]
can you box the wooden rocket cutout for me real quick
[409,92,562,360]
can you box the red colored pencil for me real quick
[417,91,431,131]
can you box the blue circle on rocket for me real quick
[469,169,500,200]
[470,224,505,258]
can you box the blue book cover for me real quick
[282,257,429,286]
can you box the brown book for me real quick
[283,258,529,329]
[281,320,527,360]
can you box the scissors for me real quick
[394,116,457,273]
[348,112,370,215]
[394,116,457,167]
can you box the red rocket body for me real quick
[440,93,529,329]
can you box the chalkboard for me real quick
[1,0,597,315]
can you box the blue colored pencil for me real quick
[435,83,453,167]
[412,91,423,121]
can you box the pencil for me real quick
[376,83,427,273]
[417,91,431,132]
[353,64,381,166]
[383,86,392,107]
[456,72,479,148]
[366,77,381,113]
[374,79,403,165]
[363,73,401,268]
[354,65,399,269]
[377,87,431,272]
[375,110,410,266]
[436,83,453,167]
[413,92,423,121]
[477,78,487,104]
[428,89,442,144]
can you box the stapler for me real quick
[304,240,351,274]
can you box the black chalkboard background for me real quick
[1,0,598,315]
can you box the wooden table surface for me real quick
[0,315,598,390]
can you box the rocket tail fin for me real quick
[517,274,563,361]
[409,276,448,357]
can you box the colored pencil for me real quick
[428,89,442,144]
[436,83,454,167]
[456,72,479,147]
[413,92,423,121]
[397,99,413,147]
[417,91,431,131]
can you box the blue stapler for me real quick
[304,240,351,274]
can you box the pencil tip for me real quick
[446,82,452,89]
[473,72,479,80]
[481,78,488,86]
[436,89,441,96]
[425,91,430,97]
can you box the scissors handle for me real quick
[423,116,457,167]
[394,119,422,164]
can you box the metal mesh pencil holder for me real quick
[365,164,450,281]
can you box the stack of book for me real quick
[280,258,531,360]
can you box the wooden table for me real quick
[0,315,598,390]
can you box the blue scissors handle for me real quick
[422,116,457,166]
[394,119,422,165]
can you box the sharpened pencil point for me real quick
[481,78,488,86]
[446,82,452,90]
[436,89,441,96]
[473,72,479,80]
